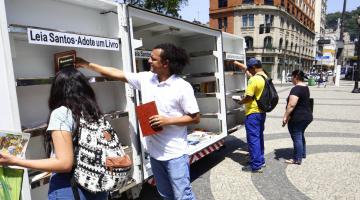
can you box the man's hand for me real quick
[75,57,90,69]
[149,115,169,129]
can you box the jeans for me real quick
[288,119,312,163]
[48,173,108,200]
[150,154,196,200]
[245,113,266,170]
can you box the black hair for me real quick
[292,69,306,81]
[45,68,102,155]
[153,43,189,75]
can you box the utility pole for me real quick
[336,0,346,87]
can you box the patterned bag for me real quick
[73,117,132,192]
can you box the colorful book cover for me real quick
[135,101,163,136]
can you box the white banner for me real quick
[135,50,151,59]
[225,53,244,61]
[27,28,120,51]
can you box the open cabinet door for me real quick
[2,0,143,199]
[222,32,247,134]
[127,5,232,180]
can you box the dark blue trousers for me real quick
[245,113,266,170]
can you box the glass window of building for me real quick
[264,36,273,49]
[245,36,254,50]
[280,17,284,28]
[279,38,283,49]
[249,14,254,27]
[218,18,223,29]
[218,0,227,8]
[264,0,273,5]
[265,14,274,25]
[242,15,248,27]
[243,0,253,4]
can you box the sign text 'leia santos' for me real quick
[27,28,120,51]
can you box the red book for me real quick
[135,101,163,136]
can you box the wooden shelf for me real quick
[225,89,245,95]
[189,50,214,58]
[16,76,117,87]
[23,111,128,137]
[181,72,215,79]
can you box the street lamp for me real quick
[352,16,360,93]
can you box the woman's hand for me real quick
[75,57,90,69]
[0,153,19,166]
[282,116,290,127]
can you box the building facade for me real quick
[209,0,316,81]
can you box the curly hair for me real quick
[154,43,189,75]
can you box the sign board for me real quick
[27,28,120,51]
[224,53,244,61]
[318,39,331,45]
[135,50,151,59]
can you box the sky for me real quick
[179,0,360,24]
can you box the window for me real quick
[264,0,273,5]
[264,36,272,49]
[262,56,275,63]
[285,40,289,50]
[242,15,248,27]
[249,14,254,27]
[218,0,227,8]
[279,38,283,49]
[280,17,284,28]
[245,36,254,50]
[218,17,228,30]
[265,14,274,26]
[242,14,254,27]
[243,0,253,4]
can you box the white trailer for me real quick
[0,0,247,199]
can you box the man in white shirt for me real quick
[76,43,200,200]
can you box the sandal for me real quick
[285,159,301,165]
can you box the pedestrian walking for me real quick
[282,70,313,165]
[76,43,200,200]
[0,68,109,200]
[233,58,267,173]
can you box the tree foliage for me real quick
[326,6,360,41]
[122,0,188,18]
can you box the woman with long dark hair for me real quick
[0,68,107,200]
[282,70,313,165]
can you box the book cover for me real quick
[54,50,76,72]
[135,101,162,136]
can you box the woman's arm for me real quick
[283,95,299,126]
[0,130,74,173]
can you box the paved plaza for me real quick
[135,80,360,200]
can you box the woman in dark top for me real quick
[282,70,313,165]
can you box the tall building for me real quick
[209,0,316,81]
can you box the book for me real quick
[54,50,76,72]
[0,130,30,160]
[135,101,162,136]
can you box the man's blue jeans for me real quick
[245,113,266,170]
[288,119,312,163]
[150,154,196,200]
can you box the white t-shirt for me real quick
[126,72,199,161]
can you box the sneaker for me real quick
[242,165,264,173]
[284,159,301,165]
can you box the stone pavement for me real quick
[134,80,360,200]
